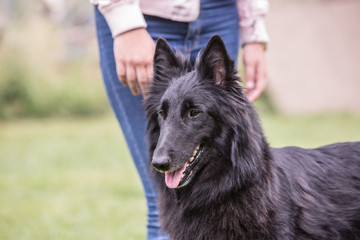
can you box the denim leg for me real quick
[144,15,188,53]
[188,0,240,64]
[145,3,239,66]
[94,7,167,240]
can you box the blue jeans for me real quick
[94,0,239,239]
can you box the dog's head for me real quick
[145,35,263,189]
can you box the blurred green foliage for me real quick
[0,51,109,119]
[0,7,109,120]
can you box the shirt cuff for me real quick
[240,17,269,46]
[99,2,147,37]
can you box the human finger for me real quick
[143,64,154,98]
[136,65,148,97]
[116,61,127,86]
[244,63,256,96]
[146,63,153,82]
[247,62,267,102]
[126,64,139,95]
[247,78,265,102]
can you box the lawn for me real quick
[0,112,359,239]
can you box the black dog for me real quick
[144,35,360,240]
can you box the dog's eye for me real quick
[189,109,200,117]
[158,110,165,119]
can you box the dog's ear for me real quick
[197,35,235,85]
[153,38,179,79]
[228,113,266,186]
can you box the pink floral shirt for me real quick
[91,0,269,45]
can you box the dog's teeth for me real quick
[195,145,200,151]
[181,173,185,179]
[192,150,197,157]
[189,157,194,163]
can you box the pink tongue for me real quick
[165,163,187,188]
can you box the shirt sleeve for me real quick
[91,0,147,37]
[237,0,270,46]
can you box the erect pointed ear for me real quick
[153,37,179,79]
[196,35,235,85]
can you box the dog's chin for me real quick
[164,144,205,189]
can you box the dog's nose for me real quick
[152,155,171,172]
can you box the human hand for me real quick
[242,43,267,102]
[113,28,155,97]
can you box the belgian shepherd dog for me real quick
[144,35,360,240]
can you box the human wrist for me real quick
[243,42,267,51]
[99,2,146,38]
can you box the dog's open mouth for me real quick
[165,144,204,189]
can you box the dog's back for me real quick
[271,142,360,239]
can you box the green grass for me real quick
[0,113,359,239]
[259,112,360,148]
[0,117,146,240]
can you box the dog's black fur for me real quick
[144,35,360,240]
